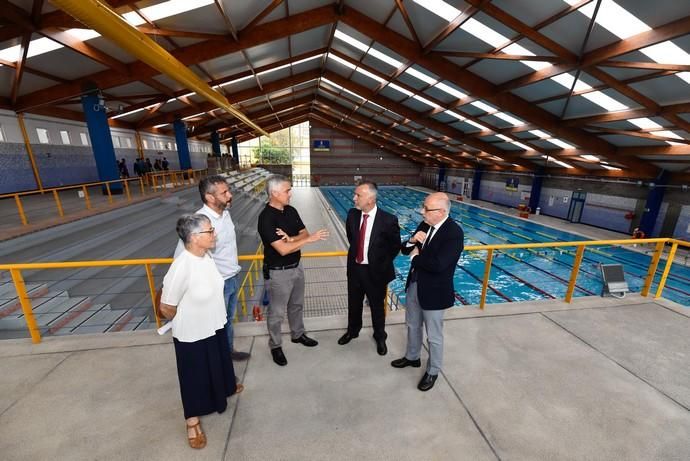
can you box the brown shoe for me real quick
[235,383,245,394]
[186,420,207,449]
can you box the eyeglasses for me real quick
[420,206,442,213]
[196,227,215,235]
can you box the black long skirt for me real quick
[173,326,238,419]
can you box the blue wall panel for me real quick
[0,143,38,193]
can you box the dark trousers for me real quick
[347,264,387,341]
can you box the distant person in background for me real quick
[145,158,153,173]
[159,213,243,449]
[162,157,170,171]
[391,192,464,392]
[118,159,129,178]
[339,182,400,355]
[174,176,250,361]
[257,174,329,366]
[133,158,141,177]
[154,158,162,171]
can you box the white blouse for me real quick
[161,250,227,343]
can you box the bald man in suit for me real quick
[339,182,400,355]
[391,192,464,391]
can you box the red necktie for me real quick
[355,213,369,264]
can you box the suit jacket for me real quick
[346,207,400,284]
[401,218,464,310]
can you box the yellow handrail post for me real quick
[9,268,41,343]
[52,189,64,217]
[124,180,131,202]
[480,248,494,310]
[145,263,161,328]
[105,182,113,204]
[248,267,254,296]
[641,241,665,297]
[654,242,678,299]
[17,113,44,192]
[565,245,585,303]
[82,185,91,209]
[139,177,145,196]
[14,194,28,226]
[239,287,247,317]
[152,175,157,193]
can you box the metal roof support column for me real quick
[211,130,221,157]
[173,118,192,171]
[528,167,545,214]
[639,170,670,237]
[471,167,483,200]
[231,136,239,166]
[81,90,121,193]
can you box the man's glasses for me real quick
[420,206,442,213]
[196,227,215,235]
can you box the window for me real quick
[112,136,121,148]
[80,132,89,145]
[166,141,172,150]
[123,137,132,148]
[142,139,149,149]
[0,124,5,142]
[60,130,71,145]
[36,128,50,144]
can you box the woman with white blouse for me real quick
[159,213,243,449]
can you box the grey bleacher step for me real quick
[29,294,90,326]
[71,308,130,334]
[0,282,49,311]
[49,303,108,336]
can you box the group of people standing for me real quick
[130,157,170,177]
[159,174,464,449]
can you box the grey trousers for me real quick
[267,265,306,349]
[405,282,445,376]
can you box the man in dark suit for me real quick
[338,182,400,355]
[391,192,464,391]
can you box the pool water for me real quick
[321,186,690,308]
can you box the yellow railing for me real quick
[0,169,208,227]
[0,238,687,344]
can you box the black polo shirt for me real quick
[258,203,306,267]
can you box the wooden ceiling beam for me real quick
[15,5,336,112]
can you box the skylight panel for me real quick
[356,67,386,83]
[182,112,206,120]
[320,77,343,90]
[434,82,467,100]
[292,54,324,66]
[412,95,440,108]
[388,83,414,97]
[542,155,574,168]
[257,63,291,76]
[111,107,146,119]
[497,134,512,142]
[580,154,600,161]
[546,138,575,149]
[66,29,100,41]
[471,101,496,113]
[123,0,215,26]
[405,68,437,85]
[368,48,402,68]
[512,141,531,150]
[461,18,507,48]
[493,112,524,126]
[444,110,465,120]
[218,74,254,88]
[640,41,690,65]
[153,123,168,129]
[628,118,662,130]
[464,119,490,131]
[412,0,460,22]
[582,91,628,111]
[529,130,550,138]
[334,30,370,54]
[600,164,622,171]
[551,73,591,92]
[503,43,552,71]
[328,53,357,70]
[565,0,650,39]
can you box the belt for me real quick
[268,262,299,271]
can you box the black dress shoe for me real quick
[390,357,421,368]
[231,349,250,361]
[337,332,358,345]
[271,347,287,366]
[291,333,318,347]
[376,339,387,356]
[417,372,438,391]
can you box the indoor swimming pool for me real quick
[321,186,690,308]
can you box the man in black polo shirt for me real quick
[258,174,329,366]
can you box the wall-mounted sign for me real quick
[505,177,519,191]
[313,139,330,151]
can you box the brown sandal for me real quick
[235,383,245,394]
[186,420,207,449]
